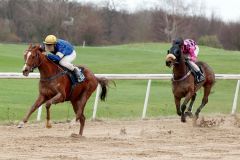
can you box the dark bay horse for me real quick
[165,43,215,122]
[19,44,108,135]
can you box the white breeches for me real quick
[189,60,200,71]
[59,50,76,71]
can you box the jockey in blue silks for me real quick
[43,35,83,82]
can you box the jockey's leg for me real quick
[188,61,205,83]
[59,50,76,71]
[73,67,85,82]
[59,51,84,82]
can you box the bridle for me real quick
[24,48,44,72]
[167,46,191,82]
[24,46,68,82]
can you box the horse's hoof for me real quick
[181,116,186,123]
[70,133,85,139]
[17,121,24,128]
[185,111,193,118]
[46,124,52,128]
[177,111,181,116]
[194,114,199,120]
[192,117,198,127]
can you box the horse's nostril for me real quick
[166,61,171,67]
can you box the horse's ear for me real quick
[39,44,45,52]
[29,43,33,49]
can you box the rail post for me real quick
[92,84,101,120]
[142,79,152,119]
[231,80,240,115]
[37,105,43,121]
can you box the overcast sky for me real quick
[80,0,240,22]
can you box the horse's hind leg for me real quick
[185,93,197,118]
[76,100,87,136]
[195,86,211,119]
[74,91,91,136]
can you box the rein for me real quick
[172,71,191,82]
[40,56,68,82]
[40,71,68,82]
[171,55,191,82]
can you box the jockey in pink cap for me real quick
[174,38,205,83]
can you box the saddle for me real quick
[61,66,85,86]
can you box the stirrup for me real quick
[78,73,85,82]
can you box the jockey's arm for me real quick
[47,51,65,62]
[47,53,61,62]
[56,52,64,59]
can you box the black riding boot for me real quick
[73,67,85,83]
[196,71,205,83]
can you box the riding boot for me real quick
[73,67,85,83]
[196,71,205,83]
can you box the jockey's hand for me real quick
[47,54,61,62]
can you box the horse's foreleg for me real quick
[195,86,211,119]
[18,95,46,128]
[45,103,52,128]
[45,92,65,128]
[181,93,194,122]
[185,93,197,118]
[174,96,181,116]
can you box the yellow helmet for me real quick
[43,35,57,44]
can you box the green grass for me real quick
[0,43,239,122]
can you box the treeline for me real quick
[0,0,240,50]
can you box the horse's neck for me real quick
[173,58,188,79]
[38,55,62,79]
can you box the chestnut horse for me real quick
[165,43,215,122]
[19,44,108,135]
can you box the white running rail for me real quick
[0,73,239,120]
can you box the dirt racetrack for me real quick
[0,115,240,160]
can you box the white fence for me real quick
[0,72,240,120]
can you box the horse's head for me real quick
[22,44,45,76]
[165,38,183,68]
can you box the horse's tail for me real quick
[96,77,109,101]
